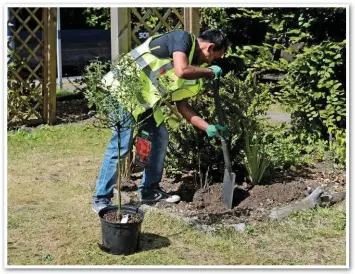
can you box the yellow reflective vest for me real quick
[103,32,205,127]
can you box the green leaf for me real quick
[290,36,301,42]
[327,68,334,74]
[287,29,301,34]
[332,83,342,90]
[313,92,323,99]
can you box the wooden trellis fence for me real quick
[7,7,57,128]
[7,7,200,128]
[111,8,200,61]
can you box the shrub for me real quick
[329,129,346,168]
[275,41,346,138]
[82,56,143,218]
[165,72,272,183]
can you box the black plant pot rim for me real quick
[99,204,145,227]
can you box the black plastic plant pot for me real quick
[98,205,144,255]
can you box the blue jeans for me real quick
[93,110,169,200]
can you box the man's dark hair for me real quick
[198,29,228,52]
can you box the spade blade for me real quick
[222,169,236,209]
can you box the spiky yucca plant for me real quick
[244,130,270,185]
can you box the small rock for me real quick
[20,125,32,133]
[229,223,246,232]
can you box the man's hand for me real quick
[206,124,228,137]
[208,65,223,79]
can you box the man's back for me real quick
[149,30,193,60]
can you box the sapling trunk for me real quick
[116,127,122,220]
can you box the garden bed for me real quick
[21,97,345,226]
[122,161,346,226]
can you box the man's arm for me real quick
[173,52,214,80]
[176,98,209,131]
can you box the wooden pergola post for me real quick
[110,8,131,61]
[43,8,57,125]
[183,8,200,36]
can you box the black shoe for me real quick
[139,186,180,204]
[92,198,113,214]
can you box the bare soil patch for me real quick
[122,161,345,226]
[56,97,92,124]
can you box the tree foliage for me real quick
[84,8,110,30]
[198,7,346,168]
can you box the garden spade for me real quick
[212,79,236,209]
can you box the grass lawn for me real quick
[6,122,347,266]
[56,89,76,98]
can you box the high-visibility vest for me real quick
[103,32,205,127]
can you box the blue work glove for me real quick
[206,124,228,137]
[208,65,223,80]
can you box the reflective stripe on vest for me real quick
[129,33,198,126]
[142,62,174,97]
[136,93,150,110]
[129,33,196,99]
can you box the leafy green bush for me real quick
[329,129,346,167]
[200,8,346,169]
[263,124,306,171]
[243,121,329,183]
[275,41,346,137]
[201,8,345,77]
[261,124,322,172]
[165,72,272,183]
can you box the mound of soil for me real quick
[237,182,308,211]
[158,181,308,223]
[122,161,345,225]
